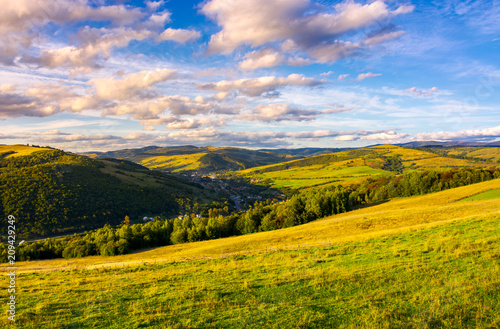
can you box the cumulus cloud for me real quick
[414,126,500,141]
[156,28,201,43]
[20,27,154,72]
[198,73,322,99]
[238,103,320,122]
[88,69,177,100]
[360,131,408,140]
[0,0,144,65]
[338,74,349,81]
[0,85,75,118]
[239,48,286,71]
[404,86,439,97]
[202,0,413,66]
[356,72,382,81]
[238,48,313,71]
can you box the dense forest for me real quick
[0,149,221,237]
[4,166,499,262]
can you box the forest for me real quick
[3,166,499,262]
[0,149,219,237]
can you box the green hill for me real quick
[422,146,500,163]
[6,179,500,328]
[89,145,297,173]
[239,144,496,189]
[0,146,220,237]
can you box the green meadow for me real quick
[461,188,500,202]
[239,145,494,189]
[2,179,500,328]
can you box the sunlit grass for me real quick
[3,205,500,328]
[139,153,206,172]
[239,145,493,190]
[460,188,500,202]
[2,179,500,328]
[0,145,53,158]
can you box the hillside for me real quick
[5,180,500,328]
[422,146,500,163]
[257,147,356,157]
[89,145,297,173]
[0,145,221,237]
[239,144,495,189]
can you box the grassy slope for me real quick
[239,144,494,189]
[443,147,500,162]
[0,146,219,235]
[0,145,53,158]
[2,180,500,328]
[460,188,500,202]
[95,146,296,173]
[138,153,207,172]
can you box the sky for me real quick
[0,0,499,152]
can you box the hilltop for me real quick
[0,145,222,237]
[238,144,496,189]
[88,145,297,173]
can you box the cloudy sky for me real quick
[0,0,499,152]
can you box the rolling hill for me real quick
[0,145,221,237]
[238,144,496,189]
[88,145,297,173]
[5,179,500,328]
[422,146,500,163]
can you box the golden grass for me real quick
[138,153,206,172]
[8,178,500,274]
[0,145,53,158]
[239,145,493,189]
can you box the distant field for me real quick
[460,188,500,202]
[443,147,500,162]
[3,179,500,328]
[248,162,390,189]
[0,145,52,158]
[239,144,493,190]
[139,153,206,172]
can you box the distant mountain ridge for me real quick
[86,145,298,173]
[82,141,500,174]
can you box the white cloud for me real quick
[20,27,154,72]
[201,0,413,67]
[198,74,322,98]
[239,48,285,71]
[356,72,382,81]
[338,74,349,81]
[88,69,177,100]
[404,87,439,97]
[201,0,413,54]
[0,0,145,65]
[414,126,500,141]
[156,28,201,43]
[360,131,408,141]
[238,103,320,122]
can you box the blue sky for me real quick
[0,0,499,152]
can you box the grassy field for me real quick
[2,180,500,328]
[0,145,53,158]
[460,188,500,202]
[439,147,500,163]
[239,145,493,189]
[94,145,296,173]
[138,153,206,172]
